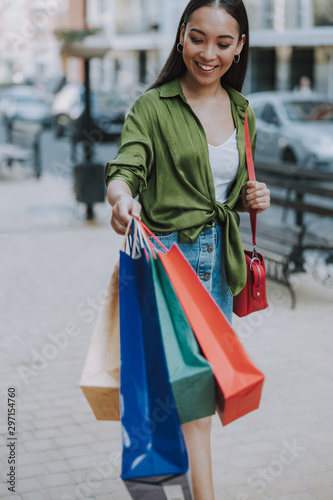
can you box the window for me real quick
[313,0,333,26]
[251,102,265,120]
[283,101,333,122]
[262,0,275,29]
[262,104,280,125]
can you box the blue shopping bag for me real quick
[119,225,193,499]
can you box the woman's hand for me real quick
[111,194,142,235]
[240,181,270,213]
[107,180,142,235]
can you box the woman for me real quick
[106,0,270,498]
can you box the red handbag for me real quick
[233,109,269,317]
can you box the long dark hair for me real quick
[147,0,249,92]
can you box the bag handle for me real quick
[244,109,257,249]
[138,220,168,253]
[122,218,139,258]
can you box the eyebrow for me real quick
[189,28,234,40]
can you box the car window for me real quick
[283,101,333,122]
[15,96,44,104]
[251,102,265,120]
[262,104,280,125]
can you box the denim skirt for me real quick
[148,222,233,324]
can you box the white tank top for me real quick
[208,129,239,203]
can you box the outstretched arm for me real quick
[107,180,142,235]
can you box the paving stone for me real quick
[101,477,126,493]
[61,444,91,459]
[276,493,316,500]
[319,454,333,469]
[16,430,35,442]
[34,417,74,430]
[225,484,255,500]
[58,424,85,436]
[34,427,62,439]
[16,463,46,479]
[90,440,121,454]
[214,491,233,500]
[213,471,251,489]
[23,439,55,453]
[271,477,310,495]
[15,419,34,432]
[45,460,71,474]
[46,449,66,461]
[39,472,74,488]
[19,401,42,412]
[66,455,96,471]
[71,412,99,425]
[66,475,105,498]
[298,493,321,500]
[0,495,23,500]
[111,490,132,500]
[314,442,333,456]
[54,432,95,448]
[229,453,272,470]
[15,477,42,493]
[47,484,81,500]
[0,482,9,496]
[21,491,51,500]
[292,458,328,475]
[300,472,331,489]
[307,486,333,499]
[212,462,235,477]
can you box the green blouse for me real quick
[105,78,256,296]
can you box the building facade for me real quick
[84,0,333,98]
[0,0,68,87]
[0,0,332,99]
[245,0,333,96]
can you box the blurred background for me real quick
[0,0,333,189]
[0,0,333,183]
[1,0,333,95]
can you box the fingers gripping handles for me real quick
[123,218,168,258]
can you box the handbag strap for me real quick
[244,109,257,248]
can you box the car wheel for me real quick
[282,149,297,164]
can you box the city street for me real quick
[0,126,333,500]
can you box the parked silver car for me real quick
[0,85,52,128]
[247,91,333,169]
[51,83,127,140]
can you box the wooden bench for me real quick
[239,160,333,307]
[0,121,42,178]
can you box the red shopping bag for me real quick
[139,221,264,426]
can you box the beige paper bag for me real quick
[80,262,120,420]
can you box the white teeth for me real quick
[198,63,215,71]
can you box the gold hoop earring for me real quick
[177,43,183,53]
[234,54,240,64]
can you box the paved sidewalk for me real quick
[0,170,332,500]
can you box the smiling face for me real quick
[179,5,245,89]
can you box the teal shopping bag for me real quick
[149,253,216,424]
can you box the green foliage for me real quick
[54,28,101,46]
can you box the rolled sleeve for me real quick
[105,97,154,198]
